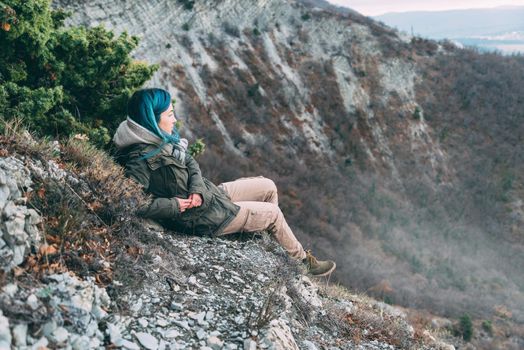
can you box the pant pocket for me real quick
[243,208,274,233]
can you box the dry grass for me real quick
[61,137,148,223]
[0,117,59,161]
[315,282,428,349]
[0,122,158,304]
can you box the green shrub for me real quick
[0,0,157,146]
[222,21,240,38]
[458,314,473,341]
[188,138,206,158]
[179,0,195,10]
[412,106,423,120]
[301,13,311,21]
[481,320,493,335]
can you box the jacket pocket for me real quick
[146,154,187,171]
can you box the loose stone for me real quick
[135,332,159,350]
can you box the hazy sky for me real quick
[326,0,524,16]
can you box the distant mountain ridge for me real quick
[375,6,524,53]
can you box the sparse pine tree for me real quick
[459,314,473,341]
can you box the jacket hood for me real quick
[113,117,164,150]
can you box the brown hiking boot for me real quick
[303,250,336,277]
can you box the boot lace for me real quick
[305,250,318,268]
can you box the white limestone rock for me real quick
[11,323,28,347]
[0,312,11,350]
[135,332,159,350]
[261,319,300,350]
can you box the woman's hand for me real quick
[189,193,203,208]
[176,197,193,213]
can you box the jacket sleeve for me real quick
[125,157,182,219]
[185,154,207,191]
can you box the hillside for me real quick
[50,0,524,330]
[0,130,461,349]
[44,1,524,341]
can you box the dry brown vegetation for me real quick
[0,125,169,309]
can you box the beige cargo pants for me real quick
[218,176,307,260]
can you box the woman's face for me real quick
[158,104,176,134]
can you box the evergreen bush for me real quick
[457,314,473,341]
[179,0,195,11]
[0,0,157,147]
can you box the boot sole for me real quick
[310,262,336,277]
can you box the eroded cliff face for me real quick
[53,0,524,324]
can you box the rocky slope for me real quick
[0,133,458,349]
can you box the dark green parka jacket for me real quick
[116,143,240,236]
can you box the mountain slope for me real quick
[53,0,524,330]
[0,131,457,349]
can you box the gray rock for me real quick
[5,216,26,240]
[164,329,180,339]
[303,340,319,350]
[92,304,108,319]
[207,336,224,350]
[11,244,25,267]
[195,311,206,325]
[51,327,69,344]
[243,339,257,350]
[0,313,11,349]
[170,301,184,311]
[119,339,141,350]
[174,320,191,331]
[156,318,168,327]
[12,323,28,347]
[0,169,6,185]
[42,320,57,337]
[138,318,149,328]
[2,283,17,297]
[188,276,198,285]
[0,248,13,267]
[135,332,159,350]
[197,329,207,340]
[31,337,48,350]
[0,186,10,209]
[107,323,122,344]
[261,319,299,350]
[85,319,99,337]
[26,294,39,310]
[71,335,90,350]
[130,298,143,313]
[3,200,18,219]
[205,311,215,321]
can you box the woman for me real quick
[113,88,336,276]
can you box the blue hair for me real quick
[127,88,181,145]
